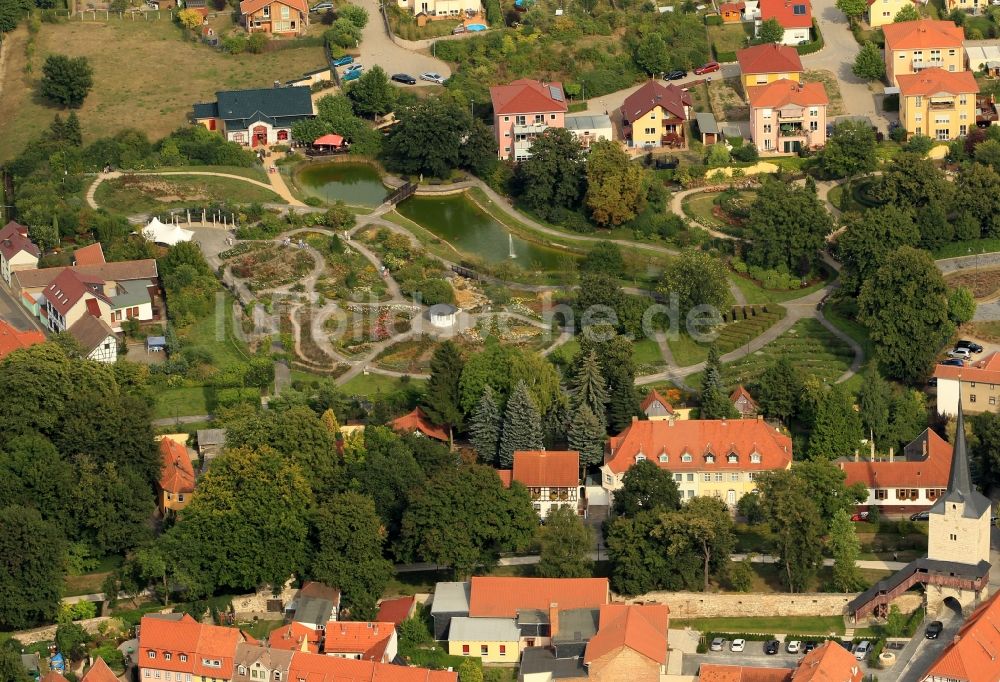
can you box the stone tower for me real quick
[927,401,992,567]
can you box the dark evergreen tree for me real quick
[701,345,724,396]
[608,383,642,433]
[568,404,606,469]
[756,358,802,423]
[858,369,892,449]
[543,398,571,449]
[498,381,544,467]
[64,112,83,147]
[469,386,501,464]
[807,385,864,459]
[569,350,609,430]
[422,340,464,443]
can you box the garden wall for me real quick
[14,617,113,646]
[625,591,923,618]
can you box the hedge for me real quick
[714,42,738,62]
[796,20,824,55]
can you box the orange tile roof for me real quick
[584,604,669,665]
[747,79,829,109]
[882,18,964,50]
[41,673,71,682]
[80,658,119,682]
[925,590,1000,682]
[792,642,863,682]
[73,242,106,266]
[604,418,792,475]
[497,469,513,488]
[490,79,568,116]
[934,351,1000,384]
[897,67,979,96]
[839,429,952,489]
[700,665,793,682]
[640,388,675,415]
[322,621,395,662]
[730,385,759,409]
[158,437,196,495]
[239,0,308,16]
[376,595,416,625]
[512,450,579,488]
[269,621,321,654]
[139,614,243,679]
[0,320,45,360]
[467,577,609,618]
[389,407,449,442]
[736,43,804,75]
[288,650,457,682]
[759,0,812,28]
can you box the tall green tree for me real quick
[858,246,954,383]
[310,492,393,620]
[612,459,680,517]
[0,506,66,630]
[755,471,825,592]
[701,346,739,419]
[606,511,701,595]
[893,3,919,20]
[853,41,886,80]
[569,350,609,428]
[634,33,672,75]
[656,497,735,592]
[659,249,731,318]
[354,427,425,540]
[746,180,832,273]
[951,162,1000,237]
[828,509,864,591]
[579,241,625,277]
[458,340,563,415]
[585,139,645,227]
[423,340,465,443]
[948,287,976,326]
[568,404,606,468]
[498,380,544,467]
[971,412,1000,492]
[819,120,878,179]
[577,331,642,432]
[858,369,892,448]
[347,65,396,118]
[874,153,952,211]
[399,465,537,577]
[887,389,928,452]
[807,384,864,460]
[756,358,802,423]
[469,386,502,465]
[39,54,94,108]
[384,97,495,177]
[836,205,920,293]
[793,459,868,527]
[836,0,867,18]
[758,17,785,43]
[0,647,32,682]
[537,506,594,578]
[515,128,585,220]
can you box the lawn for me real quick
[63,555,123,597]
[153,386,211,420]
[0,20,327,161]
[708,23,753,57]
[632,337,664,371]
[728,269,831,304]
[667,305,787,367]
[933,237,1000,260]
[822,297,873,366]
[969,320,1000,343]
[93,174,283,214]
[681,190,756,234]
[674,615,846,636]
[339,372,426,397]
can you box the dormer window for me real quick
[148,652,156,659]
[164,653,171,661]
[659,454,668,463]
[750,452,761,464]
[239,666,247,675]
[681,453,692,463]
[727,453,738,464]
[635,454,646,462]
[705,454,715,464]
[179,654,187,663]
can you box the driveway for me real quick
[0,280,44,332]
[353,0,451,85]
[883,607,962,682]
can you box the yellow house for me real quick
[621,80,692,149]
[736,43,804,88]
[157,435,196,514]
[882,19,965,86]
[447,618,521,664]
[239,0,308,35]
[867,0,917,28]
[897,67,978,140]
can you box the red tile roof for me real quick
[584,604,669,665]
[934,351,1000,384]
[604,418,792,475]
[73,242,107,266]
[288,650,457,682]
[376,595,416,625]
[139,614,244,679]
[700,665,793,682]
[80,658,120,682]
[240,0,308,16]
[622,80,692,122]
[721,1,745,12]
[512,450,579,488]
[839,429,952,489]
[43,269,107,317]
[925,589,1000,682]
[792,642,863,682]
[40,673,71,682]
[269,621,321,654]
[322,621,395,662]
[467,577,609,618]
[389,407,449,442]
[0,221,41,261]
[897,67,979,96]
[497,469,513,488]
[0,320,45,360]
[159,437,196,495]
[759,0,813,28]
[882,18,964,50]
[490,79,568,116]
[736,43,804,75]
[730,385,759,410]
[640,388,675,415]
[747,79,829,109]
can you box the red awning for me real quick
[313,134,345,146]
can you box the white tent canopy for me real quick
[142,217,193,246]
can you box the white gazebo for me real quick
[142,217,194,246]
[429,303,459,328]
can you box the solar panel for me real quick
[549,85,564,101]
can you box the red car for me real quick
[694,61,721,75]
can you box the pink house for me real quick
[746,79,828,155]
[490,79,568,161]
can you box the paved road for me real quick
[885,607,961,682]
[151,414,212,427]
[354,0,451,85]
[0,279,45,332]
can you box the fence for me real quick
[385,181,417,206]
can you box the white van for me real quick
[854,641,872,660]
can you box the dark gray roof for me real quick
[294,595,335,626]
[214,87,314,130]
[518,648,587,680]
[933,401,992,519]
[848,557,991,613]
[430,582,470,615]
[197,428,227,446]
[552,608,599,645]
[516,609,548,625]
[21,653,40,673]
[68,315,115,354]
[192,102,219,120]
[448,617,521,642]
[696,111,719,135]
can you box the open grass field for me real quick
[934,237,1000,260]
[729,269,830,304]
[153,386,211,420]
[0,20,326,161]
[668,305,787,367]
[968,320,1000,343]
[94,174,284,214]
[708,23,753,55]
[339,372,426,396]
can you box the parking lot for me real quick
[681,638,878,677]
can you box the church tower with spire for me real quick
[927,402,992,567]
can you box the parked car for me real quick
[764,640,780,655]
[940,358,965,367]
[948,347,972,359]
[803,641,818,653]
[421,72,447,84]
[665,69,687,80]
[310,1,332,10]
[851,511,869,522]
[345,63,363,73]
[342,68,363,82]
[837,640,853,652]
[710,637,726,652]
[854,641,872,661]
[956,340,984,353]
[786,640,802,654]
[731,639,746,652]
[694,61,720,75]
[331,55,354,67]
[925,621,944,639]
[911,510,930,521]
[391,73,417,85]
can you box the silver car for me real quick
[420,72,446,84]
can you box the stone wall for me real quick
[231,581,298,619]
[13,617,113,646]
[623,591,923,619]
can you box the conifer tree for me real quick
[64,112,83,146]
[858,369,891,449]
[423,340,465,443]
[700,345,738,419]
[469,386,501,465]
[570,350,609,429]
[807,385,864,460]
[568,403,606,469]
[498,381,543,468]
[608,382,642,433]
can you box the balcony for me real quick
[513,122,549,135]
[929,100,955,111]
[913,58,944,71]
[779,124,806,137]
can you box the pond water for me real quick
[396,194,575,269]
[296,162,388,207]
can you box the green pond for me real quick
[396,194,575,269]
[296,162,388,207]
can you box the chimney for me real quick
[889,446,894,463]
[757,414,764,422]
[923,437,928,457]
[721,418,727,427]
[854,449,859,462]
[632,415,639,423]
[870,440,876,460]
[549,603,559,639]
